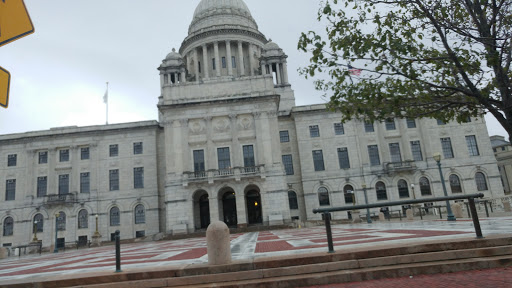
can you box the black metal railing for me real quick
[313,193,485,253]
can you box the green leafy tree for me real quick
[298,0,512,138]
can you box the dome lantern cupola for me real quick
[158,48,186,88]
[260,40,289,85]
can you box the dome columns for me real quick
[226,40,233,76]
[260,40,289,86]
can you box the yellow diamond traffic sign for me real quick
[0,0,35,47]
[0,66,10,108]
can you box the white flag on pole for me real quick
[103,89,108,104]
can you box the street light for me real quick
[433,153,456,221]
[94,214,100,237]
[54,213,60,253]
[32,220,38,242]
[411,183,416,199]
[361,183,372,223]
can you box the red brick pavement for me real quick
[306,267,512,288]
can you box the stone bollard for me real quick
[504,202,512,213]
[0,247,7,259]
[452,203,463,218]
[379,212,386,221]
[352,210,362,223]
[206,221,231,265]
[406,209,414,220]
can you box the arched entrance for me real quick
[193,190,210,230]
[222,191,237,227]
[246,189,262,225]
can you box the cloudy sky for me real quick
[0,0,507,139]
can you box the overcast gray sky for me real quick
[0,0,507,139]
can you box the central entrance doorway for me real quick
[246,189,262,225]
[222,191,237,227]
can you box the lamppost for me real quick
[94,214,100,237]
[433,153,456,221]
[54,213,60,253]
[361,183,372,223]
[32,220,38,242]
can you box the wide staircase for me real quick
[4,235,512,288]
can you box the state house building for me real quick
[0,0,505,248]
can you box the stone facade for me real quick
[491,135,512,195]
[0,0,505,248]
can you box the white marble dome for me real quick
[189,0,258,35]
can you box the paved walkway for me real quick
[1,216,511,284]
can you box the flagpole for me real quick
[105,82,109,125]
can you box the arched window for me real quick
[419,177,432,196]
[376,182,388,200]
[110,207,120,226]
[78,209,88,229]
[3,217,13,236]
[397,180,409,198]
[475,172,488,191]
[135,204,145,224]
[344,185,355,204]
[288,191,298,210]
[34,214,44,232]
[449,174,462,193]
[57,212,66,231]
[318,187,330,206]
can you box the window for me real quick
[5,179,15,201]
[397,179,410,198]
[7,154,17,167]
[59,149,69,162]
[37,176,47,197]
[309,125,320,137]
[110,207,120,226]
[441,138,454,159]
[133,142,143,155]
[109,144,118,157]
[318,187,330,206]
[280,131,290,143]
[389,143,402,163]
[135,204,145,224]
[109,169,119,191]
[134,167,144,189]
[337,147,350,169]
[406,118,416,128]
[449,174,463,193]
[376,181,388,200]
[410,141,423,161]
[222,57,226,68]
[288,191,298,210]
[3,217,13,236]
[136,231,145,238]
[419,177,432,196]
[368,145,381,166]
[243,145,255,167]
[231,56,236,68]
[334,123,345,135]
[193,150,205,173]
[198,61,201,73]
[463,116,472,123]
[39,151,48,164]
[58,174,69,195]
[312,150,325,171]
[364,121,374,132]
[466,135,479,156]
[78,209,88,229]
[475,172,488,191]
[81,147,90,160]
[217,147,231,170]
[437,119,446,125]
[80,173,90,193]
[212,58,216,70]
[385,118,396,130]
[344,185,355,204]
[34,214,44,232]
[56,212,66,231]
[282,154,294,175]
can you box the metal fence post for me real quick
[115,230,122,272]
[468,198,483,238]
[323,213,334,253]
[483,201,490,217]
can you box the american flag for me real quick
[348,64,362,76]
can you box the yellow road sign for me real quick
[0,66,10,108]
[0,0,35,47]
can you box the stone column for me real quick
[229,114,240,167]
[160,73,164,88]
[174,72,179,85]
[209,196,220,222]
[282,61,289,84]
[236,190,247,228]
[248,44,254,76]
[260,61,266,75]
[237,41,245,76]
[193,49,200,83]
[181,68,187,84]
[214,42,221,77]
[172,120,185,174]
[202,44,209,80]
[275,63,282,85]
[226,40,233,76]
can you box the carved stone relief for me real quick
[189,119,206,134]
[238,115,253,130]
[213,117,230,133]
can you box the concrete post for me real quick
[452,203,464,218]
[206,221,231,265]
[504,201,511,212]
[406,209,414,220]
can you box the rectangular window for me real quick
[389,143,402,163]
[81,147,90,160]
[37,176,47,197]
[134,167,144,189]
[222,57,226,68]
[58,174,69,195]
[133,142,143,155]
[109,169,119,191]
[312,150,325,171]
[385,119,396,130]
[441,138,454,158]
[5,179,15,201]
[231,56,236,68]
[282,155,294,175]
[337,147,350,169]
[243,145,255,167]
[212,58,216,70]
[193,150,205,172]
[59,149,69,162]
[280,131,290,143]
[466,135,480,156]
[364,121,374,132]
[7,154,17,167]
[410,141,423,161]
[406,118,416,128]
[437,119,446,125]
[217,147,231,170]
[109,144,118,157]
[309,125,320,137]
[80,173,90,193]
[334,123,345,135]
[368,145,381,166]
[39,151,48,164]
